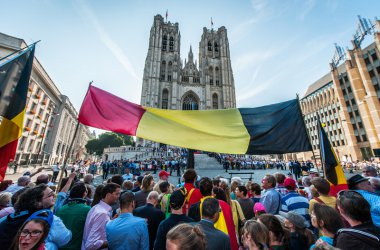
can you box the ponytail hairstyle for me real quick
[167,223,206,250]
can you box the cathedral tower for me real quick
[141,15,236,111]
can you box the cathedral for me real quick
[140,14,236,111]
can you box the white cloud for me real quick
[75,1,141,82]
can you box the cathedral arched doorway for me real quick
[182,92,199,110]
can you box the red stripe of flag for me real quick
[0,140,18,181]
[78,85,146,135]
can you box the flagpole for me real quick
[0,40,41,62]
[316,112,325,176]
[56,81,93,192]
[296,94,320,173]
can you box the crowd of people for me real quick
[0,158,380,250]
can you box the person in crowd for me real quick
[88,162,97,175]
[281,211,315,250]
[91,184,104,207]
[35,174,51,186]
[132,176,144,192]
[0,188,29,219]
[154,170,170,193]
[182,169,202,214]
[241,219,270,250]
[189,177,238,250]
[362,165,378,177]
[106,190,149,250]
[135,174,154,208]
[309,178,336,213]
[198,197,231,250]
[254,202,267,218]
[84,174,96,199]
[334,190,380,249]
[122,180,133,191]
[56,182,91,250]
[275,173,288,196]
[133,191,165,250]
[301,176,313,200]
[258,214,290,250]
[250,183,262,203]
[4,176,30,194]
[11,209,53,250]
[347,174,380,227]
[0,184,72,249]
[0,192,12,212]
[53,172,77,213]
[219,181,246,239]
[82,183,121,250]
[213,187,227,202]
[281,177,310,228]
[166,223,206,250]
[122,167,133,181]
[230,180,239,200]
[154,187,194,250]
[159,181,172,217]
[293,161,302,180]
[110,175,124,187]
[260,174,281,214]
[369,177,380,195]
[102,161,110,180]
[51,163,60,183]
[236,185,255,220]
[310,203,343,249]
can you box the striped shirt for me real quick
[281,191,310,227]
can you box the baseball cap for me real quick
[347,174,369,190]
[159,170,170,178]
[284,178,297,189]
[253,202,266,214]
[169,188,187,210]
[279,211,306,229]
[26,209,53,227]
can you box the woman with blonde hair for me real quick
[166,223,206,250]
[241,220,270,250]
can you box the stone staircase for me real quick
[194,154,222,170]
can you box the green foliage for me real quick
[85,132,134,155]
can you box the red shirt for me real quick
[182,183,202,214]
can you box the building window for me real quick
[167,61,173,82]
[182,93,199,110]
[208,42,212,51]
[209,66,213,84]
[160,61,166,81]
[18,136,26,150]
[215,67,220,86]
[212,93,218,109]
[162,35,167,51]
[28,139,35,152]
[169,37,174,52]
[162,89,169,109]
[214,42,219,52]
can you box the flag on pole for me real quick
[78,85,312,155]
[166,10,168,21]
[0,45,35,181]
[318,120,348,195]
[211,17,214,28]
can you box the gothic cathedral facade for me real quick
[140,14,236,111]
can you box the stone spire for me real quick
[188,45,193,62]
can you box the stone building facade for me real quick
[298,19,380,161]
[140,14,236,111]
[0,32,91,166]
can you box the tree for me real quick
[85,132,134,155]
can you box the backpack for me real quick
[184,188,195,215]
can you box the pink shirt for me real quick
[82,200,112,250]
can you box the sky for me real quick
[2,0,379,115]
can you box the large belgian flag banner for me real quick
[78,85,312,155]
[0,45,35,181]
[318,120,348,195]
